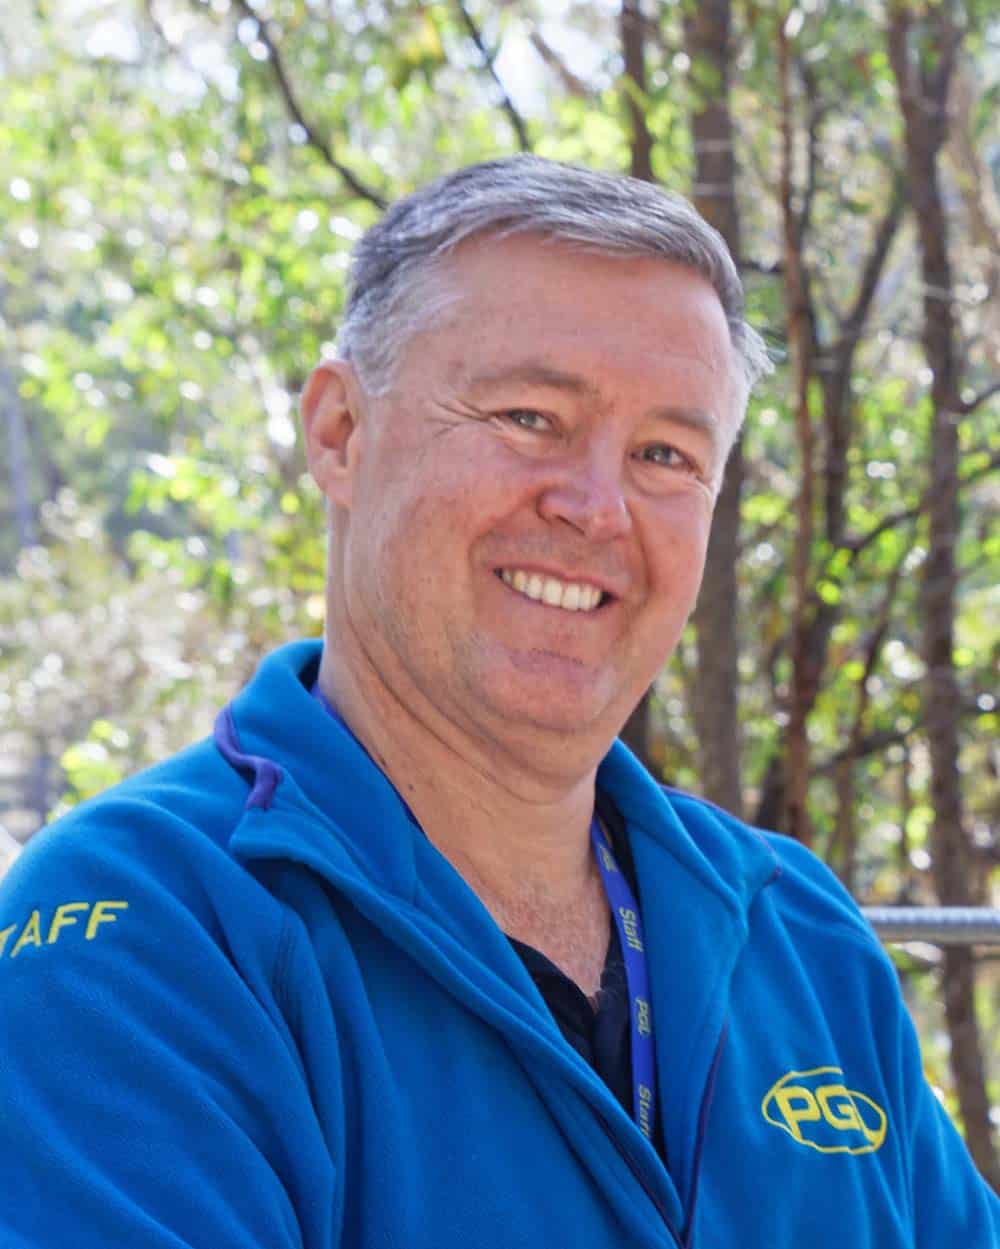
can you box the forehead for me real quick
[422,233,736,404]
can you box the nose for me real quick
[536,452,632,543]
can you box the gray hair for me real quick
[335,155,771,413]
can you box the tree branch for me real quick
[835,171,906,359]
[231,0,388,209]
[812,698,989,778]
[143,0,199,74]
[826,546,908,886]
[843,449,1000,562]
[454,1,531,151]
[797,59,827,247]
[960,380,1000,414]
[812,726,913,775]
[778,13,821,845]
[528,29,591,98]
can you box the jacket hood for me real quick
[216,640,779,921]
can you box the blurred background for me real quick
[1,0,997,1183]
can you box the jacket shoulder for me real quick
[0,735,284,966]
[661,785,881,952]
[0,742,327,1248]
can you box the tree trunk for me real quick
[887,0,999,1189]
[683,0,744,816]
[777,23,817,847]
[620,0,653,182]
[830,552,907,891]
[772,39,903,850]
[616,0,655,770]
[690,448,744,813]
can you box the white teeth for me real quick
[542,579,563,607]
[499,569,605,612]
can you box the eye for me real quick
[639,443,696,472]
[501,409,552,433]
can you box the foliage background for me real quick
[1,0,997,1178]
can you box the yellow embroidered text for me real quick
[0,900,129,960]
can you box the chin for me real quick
[477,667,618,740]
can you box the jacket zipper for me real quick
[592,1024,728,1249]
[593,1107,682,1247]
[679,1024,727,1248]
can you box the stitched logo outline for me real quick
[761,1065,887,1155]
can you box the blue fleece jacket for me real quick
[0,641,996,1248]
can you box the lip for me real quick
[491,563,624,602]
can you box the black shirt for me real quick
[506,795,659,1152]
[509,919,633,1115]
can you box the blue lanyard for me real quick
[590,816,658,1144]
[311,682,657,1141]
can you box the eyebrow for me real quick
[463,361,722,449]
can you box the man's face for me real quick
[321,233,738,759]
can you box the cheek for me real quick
[364,488,467,619]
[406,444,522,541]
[651,495,713,556]
[640,503,713,601]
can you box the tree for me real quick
[684,0,747,818]
[887,0,999,1188]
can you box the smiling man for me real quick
[302,230,738,999]
[0,156,996,1248]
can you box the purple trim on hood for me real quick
[213,705,282,811]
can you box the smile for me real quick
[497,569,607,613]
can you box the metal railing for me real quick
[861,907,1000,946]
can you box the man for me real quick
[0,156,996,1247]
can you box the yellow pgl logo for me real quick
[762,1067,887,1155]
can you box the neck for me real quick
[316,633,604,918]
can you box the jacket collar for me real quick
[217,640,779,926]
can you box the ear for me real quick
[300,359,365,508]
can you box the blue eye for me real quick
[642,444,688,468]
[504,410,550,432]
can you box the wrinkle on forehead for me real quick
[400,235,741,446]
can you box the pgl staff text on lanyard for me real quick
[590,816,657,1143]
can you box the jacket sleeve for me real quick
[771,832,1000,1243]
[900,997,1000,1246]
[0,808,335,1249]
